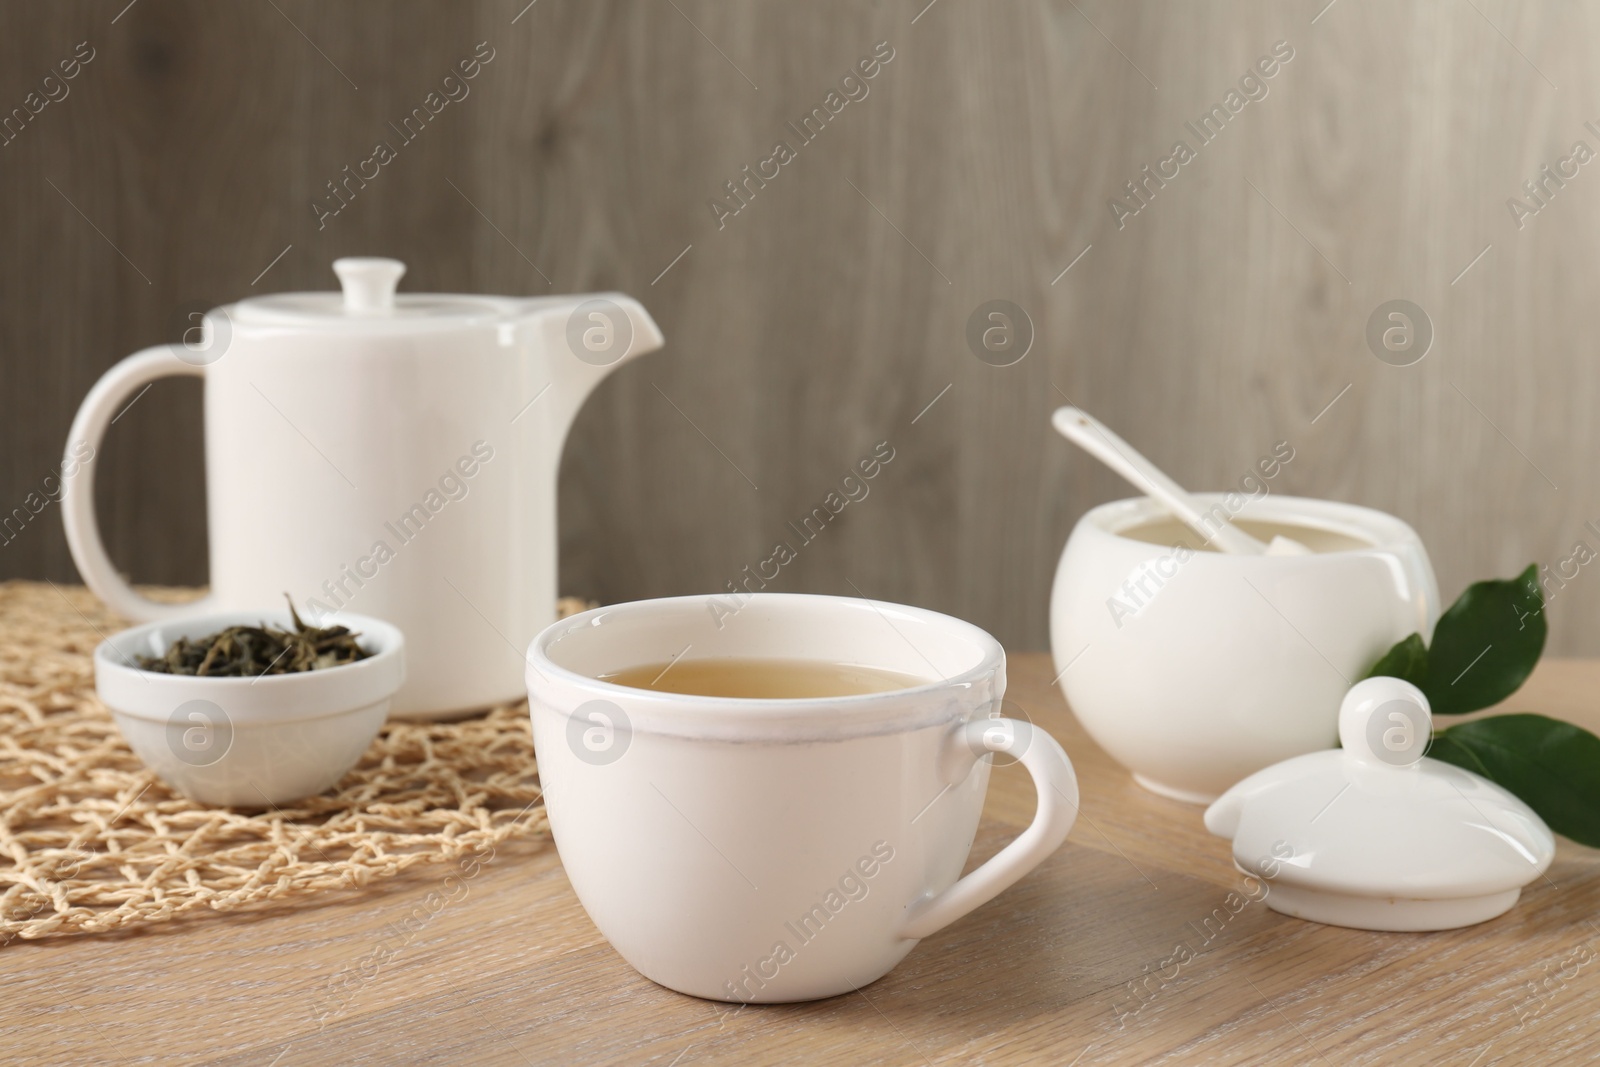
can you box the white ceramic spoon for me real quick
[1052,406,1310,556]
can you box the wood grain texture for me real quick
[2,1,1600,653]
[4,650,1597,1066]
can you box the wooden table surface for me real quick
[5,653,1597,1066]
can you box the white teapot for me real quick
[62,258,663,719]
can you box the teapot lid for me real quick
[1204,677,1554,929]
[230,258,506,327]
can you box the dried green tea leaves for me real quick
[136,597,372,677]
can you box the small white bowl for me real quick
[95,609,405,807]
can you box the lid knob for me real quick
[1339,676,1431,767]
[332,257,406,314]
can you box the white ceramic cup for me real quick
[525,593,1079,1003]
[1050,494,1439,803]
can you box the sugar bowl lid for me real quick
[1204,677,1555,931]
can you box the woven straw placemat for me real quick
[0,581,561,944]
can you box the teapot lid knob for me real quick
[1338,676,1431,767]
[333,257,406,313]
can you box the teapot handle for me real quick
[60,346,218,621]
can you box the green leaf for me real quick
[1420,564,1545,715]
[1365,632,1428,687]
[1430,714,1600,847]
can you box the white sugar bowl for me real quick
[1204,677,1555,931]
[95,609,405,807]
[1050,494,1439,802]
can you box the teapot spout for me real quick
[527,292,664,445]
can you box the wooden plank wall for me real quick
[1,0,1595,653]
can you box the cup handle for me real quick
[900,718,1079,940]
[61,345,217,622]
